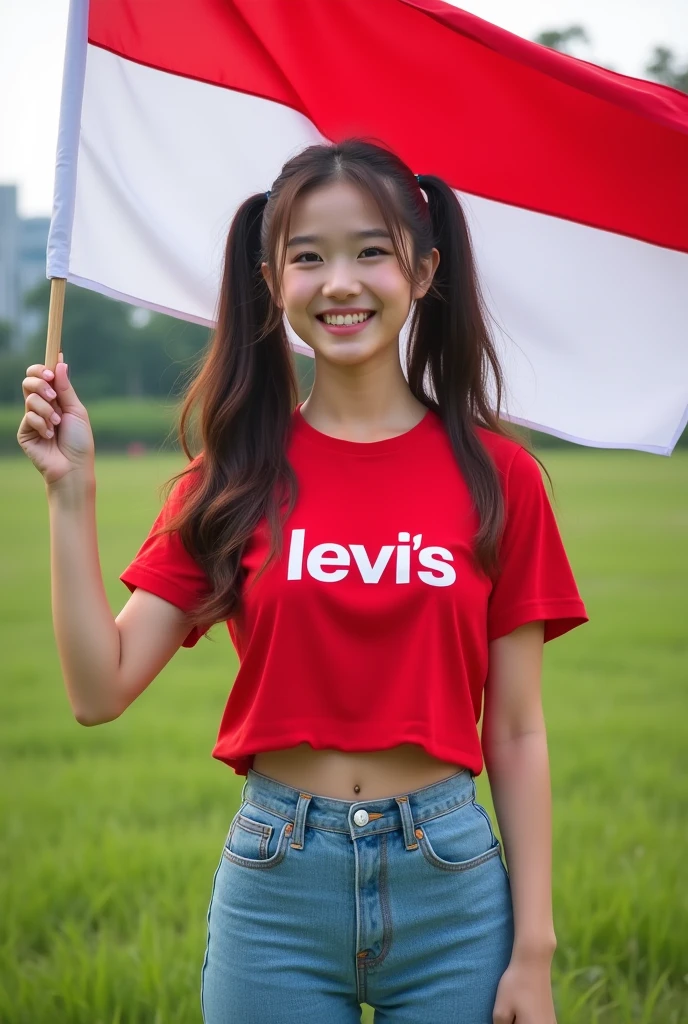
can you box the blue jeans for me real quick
[201,766,514,1022]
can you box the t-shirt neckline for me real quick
[294,402,434,456]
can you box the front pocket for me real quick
[416,799,502,872]
[223,802,292,870]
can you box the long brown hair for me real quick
[161,137,546,633]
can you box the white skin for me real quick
[17,179,556,1023]
[17,357,194,724]
[262,179,440,439]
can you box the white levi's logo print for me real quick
[286,529,456,587]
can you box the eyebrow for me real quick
[286,229,392,248]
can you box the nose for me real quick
[321,258,363,300]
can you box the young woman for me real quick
[18,139,588,1023]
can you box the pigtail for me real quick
[162,191,299,629]
[179,192,295,461]
[407,177,513,577]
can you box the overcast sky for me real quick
[1,0,686,217]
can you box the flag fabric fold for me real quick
[47,0,688,454]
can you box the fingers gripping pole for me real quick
[45,278,67,370]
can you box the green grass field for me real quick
[1,450,686,1023]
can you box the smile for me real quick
[317,311,375,325]
[315,311,376,336]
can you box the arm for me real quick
[481,619,557,961]
[19,359,194,726]
[48,475,195,724]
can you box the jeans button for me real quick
[353,809,369,826]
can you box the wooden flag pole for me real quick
[45,277,67,370]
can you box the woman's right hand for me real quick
[17,358,95,487]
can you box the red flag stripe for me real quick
[88,0,688,254]
[403,0,688,136]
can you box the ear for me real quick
[260,262,281,309]
[411,248,440,302]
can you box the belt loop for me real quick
[395,795,419,850]
[290,792,312,850]
[239,776,249,804]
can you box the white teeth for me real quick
[322,312,373,325]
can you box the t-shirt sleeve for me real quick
[120,465,213,648]
[487,446,589,644]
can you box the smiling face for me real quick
[261,179,438,367]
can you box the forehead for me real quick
[288,179,386,236]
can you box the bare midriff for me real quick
[252,742,467,801]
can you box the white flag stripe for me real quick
[46,0,89,280]
[460,191,688,454]
[49,44,688,454]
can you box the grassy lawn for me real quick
[1,449,686,1023]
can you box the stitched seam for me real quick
[241,798,291,824]
[200,852,225,1020]
[420,841,501,872]
[355,825,365,1004]
[235,793,475,844]
[472,800,497,845]
[223,822,290,869]
[414,793,474,826]
[237,816,272,836]
[364,833,393,967]
[240,792,474,834]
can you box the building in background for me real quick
[0,185,50,350]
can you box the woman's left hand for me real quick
[491,953,557,1024]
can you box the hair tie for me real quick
[265,189,271,200]
[415,174,421,184]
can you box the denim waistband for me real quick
[239,767,476,846]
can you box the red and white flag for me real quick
[47,0,688,454]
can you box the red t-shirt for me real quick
[120,404,588,776]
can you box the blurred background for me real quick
[1,3,686,1022]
